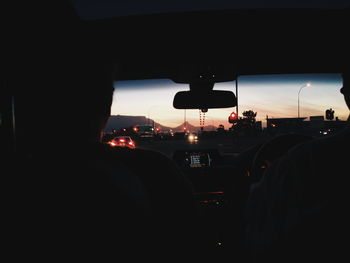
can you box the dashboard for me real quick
[172,148,237,194]
[172,148,251,248]
[183,151,212,168]
[173,149,222,169]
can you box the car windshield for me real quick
[104,73,347,158]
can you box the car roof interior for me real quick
[7,1,349,83]
[93,8,348,82]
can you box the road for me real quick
[136,136,265,159]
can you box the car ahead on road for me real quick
[187,133,199,143]
[108,136,136,149]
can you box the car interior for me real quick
[3,0,349,260]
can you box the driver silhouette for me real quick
[245,72,350,263]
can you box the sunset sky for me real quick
[111,74,347,129]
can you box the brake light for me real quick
[109,141,117,147]
[119,139,125,143]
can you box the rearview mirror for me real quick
[173,90,236,109]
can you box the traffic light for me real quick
[228,112,238,123]
[325,108,334,120]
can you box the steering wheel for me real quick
[250,133,313,181]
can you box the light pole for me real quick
[148,105,160,127]
[184,109,186,130]
[297,82,311,118]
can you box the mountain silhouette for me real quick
[105,115,161,131]
[173,121,216,132]
[105,115,217,132]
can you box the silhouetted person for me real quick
[245,72,350,263]
[222,133,312,261]
[250,133,313,182]
[7,1,202,260]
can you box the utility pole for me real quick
[235,78,238,117]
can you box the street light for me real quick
[297,82,311,118]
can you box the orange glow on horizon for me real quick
[111,75,346,129]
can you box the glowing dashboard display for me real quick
[185,152,211,168]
